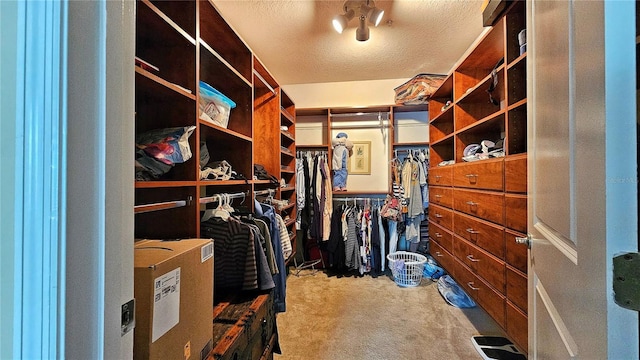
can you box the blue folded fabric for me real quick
[423,255,445,280]
[437,275,476,308]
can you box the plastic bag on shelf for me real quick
[136,126,196,166]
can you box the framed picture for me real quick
[347,141,371,175]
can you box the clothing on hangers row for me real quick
[200,192,292,314]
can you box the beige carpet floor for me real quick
[275,269,505,360]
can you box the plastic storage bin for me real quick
[387,251,427,287]
[198,80,236,128]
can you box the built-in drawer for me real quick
[456,260,506,327]
[505,229,528,273]
[453,159,504,191]
[453,211,505,259]
[430,238,456,278]
[430,186,453,208]
[453,188,504,225]
[506,266,527,313]
[429,166,453,186]
[505,194,527,233]
[453,237,505,293]
[429,222,453,254]
[506,301,528,354]
[429,204,453,229]
[505,155,527,193]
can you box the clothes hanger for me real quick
[222,193,235,213]
[201,194,220,222]
[211,194,231,220]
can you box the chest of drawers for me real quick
[428,155,528,352]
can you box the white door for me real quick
[527,0,638,359]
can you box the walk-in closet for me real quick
[4,0,638,359]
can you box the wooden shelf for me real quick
[281,131,295,141]
[198,119,252,142]
[135,181,198,189]
[296,144,328,149]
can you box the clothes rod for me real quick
[394,148,429,153]
[135,199,189,214]
[330,111,390,118]
[253,70,276,95]
[254,188,277,196]
[330,124,390,130]
[199,191,248,205]
[333,196,386,202]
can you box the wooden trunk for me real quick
[210,292,278,360]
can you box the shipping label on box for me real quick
[152,267,181,342]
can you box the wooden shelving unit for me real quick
[427,1,528,353]
[134,1,294,358]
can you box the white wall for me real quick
[330,125,390,192]
[296,115,327,145]
[66,1,135,359]
[394,111,429,144]
[283,78,409,108]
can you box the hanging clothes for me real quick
[378,209,386,272]
[309,154,322,241]
[201,215,274,293]
[295,157,305,230]
[370,207,382,277]
[321,155,333,241]
[344,206,362,272]
[275,213,293,259]
[255,199,287,313]
[326,205,346,273]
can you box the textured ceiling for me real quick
[213,0,487,85]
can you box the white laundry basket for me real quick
[386,251,427,287]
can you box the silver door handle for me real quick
[467,282,480,291]
[515,234,532,249]
[466,254,480,262]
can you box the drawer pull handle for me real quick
[435,195,443,198]
[435,213,443,218]
[466,254,480,262]
[435,175,442,180]
[466,228,479,235]
[435,251,443,257]
[466,201,478,207]
[467,282,480,291]
[465,173,479,184]
[434,232,443,238]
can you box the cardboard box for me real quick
[134,239,214,360]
